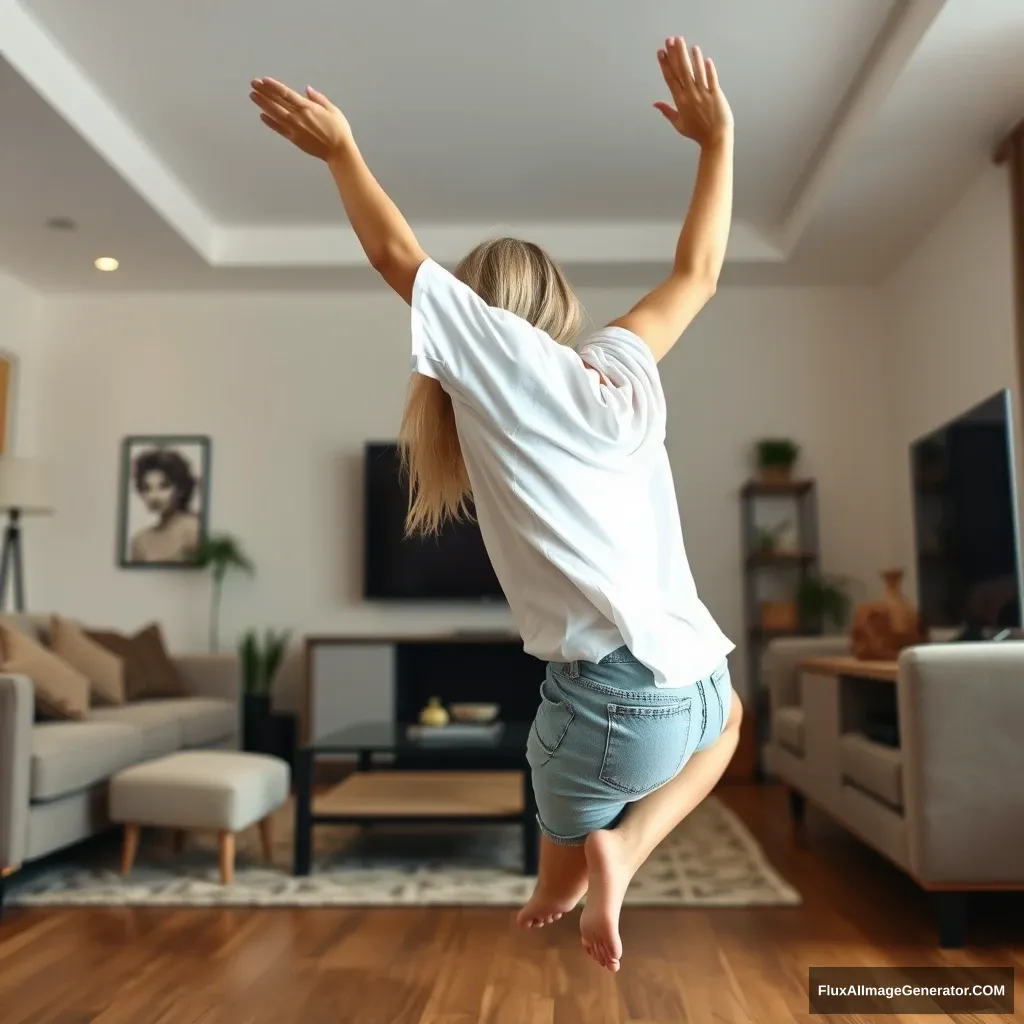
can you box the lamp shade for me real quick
[0,457,54,514]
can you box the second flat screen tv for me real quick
[910,389,1022,631]
[363,442,505,601]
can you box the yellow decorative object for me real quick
[419,697,449,727]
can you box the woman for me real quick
[251,35,740,972]
[129,448,201,563]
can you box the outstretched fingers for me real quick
[250,89,292,122]
[259,112,292,140]
[658,46,688,113]
[691,45,708,90]
[669,36,696,93]
[252,78,309,112]
[705,57,720,93]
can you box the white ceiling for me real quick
[0,0,1022,291]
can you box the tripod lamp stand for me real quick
[0,457,53,613]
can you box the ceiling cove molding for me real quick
[0,0,216,256]
[1,0,778,269]
[774,0,948,254]
[211,218,782,268]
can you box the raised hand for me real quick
[250,78,353,160]
[654,37,733,147]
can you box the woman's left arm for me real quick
[250,79,427,303]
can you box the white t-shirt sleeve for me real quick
[410,257,566,413]
[575,326,667,443]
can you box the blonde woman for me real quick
[251,35,739,973]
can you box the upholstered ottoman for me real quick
[109,750,290,884]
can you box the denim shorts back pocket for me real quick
[599,699,692,796]
[527,680,575,769]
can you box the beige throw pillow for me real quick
[0,624,90,720]
[51,616,126,706]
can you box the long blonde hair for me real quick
[399,237,583,536]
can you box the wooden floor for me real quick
[1,784,1021,1023]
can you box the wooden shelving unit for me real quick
[740,478,822,776]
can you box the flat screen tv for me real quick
[363,442,505,601]
[910,389,1023,632]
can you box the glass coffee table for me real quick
[293,721,539,876]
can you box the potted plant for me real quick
[797,571,854,633]
[755,520,794,555]
[755,438,800,484]
[191,532,255,652]
[240,628,291,755]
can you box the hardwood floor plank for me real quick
[1,786,1020,1023]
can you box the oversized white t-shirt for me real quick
[410,258,734,687]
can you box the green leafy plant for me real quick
[755,521,793,554]
[191,532,255,652]
[797,571,854,631]
[239,628,291,696]
[755,438,800,469]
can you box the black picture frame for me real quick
[117,435,211,569]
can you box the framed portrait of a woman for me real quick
[118,435,211,568]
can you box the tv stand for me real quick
[303,631,541,745]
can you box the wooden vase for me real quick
[760,600,799,633]
[850,569,927,661]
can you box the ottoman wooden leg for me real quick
[121,825,140,875]
[219,831,236,886]
[258,816,274,863]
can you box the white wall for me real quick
[0,272,44,456]
[30,281,894,699]
[884,167,1019,582]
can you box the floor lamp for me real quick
[0,457,53,613]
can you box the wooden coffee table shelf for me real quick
[294,721,538,876]
[315,771,525,818]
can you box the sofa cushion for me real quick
[0,613,52,644]
[87,623,186,701]
[773,706,805,755]
[51,616,126,706]
[31,721,142,801]
[840,731,903,810]
[89,703,183,760]
[137,698,237,747]
[1,623,91,721]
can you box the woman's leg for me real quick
[516,836,589,928]
[580,687,743,971]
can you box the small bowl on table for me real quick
[449,703,501,724]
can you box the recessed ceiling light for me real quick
[46,216,77,231]
[94,257,119,272]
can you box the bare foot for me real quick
[579,829,634,971]
[516,878,587,929]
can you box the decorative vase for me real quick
[760,600,799,633]
[850,569,926,660]
[419,697,449,727]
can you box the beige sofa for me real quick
[0,614,239,908]
[763,635,1024,947]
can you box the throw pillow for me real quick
[50,615,126,706]
[0,623,90,720]
[86,623,186,700]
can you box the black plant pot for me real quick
[243,693,275,755]
[272,713,298,773]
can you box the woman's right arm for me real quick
[250,79,427,304]
[610,38,734,362]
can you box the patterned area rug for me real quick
[8,797,799,908]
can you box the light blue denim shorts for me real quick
[525,646,732,845]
